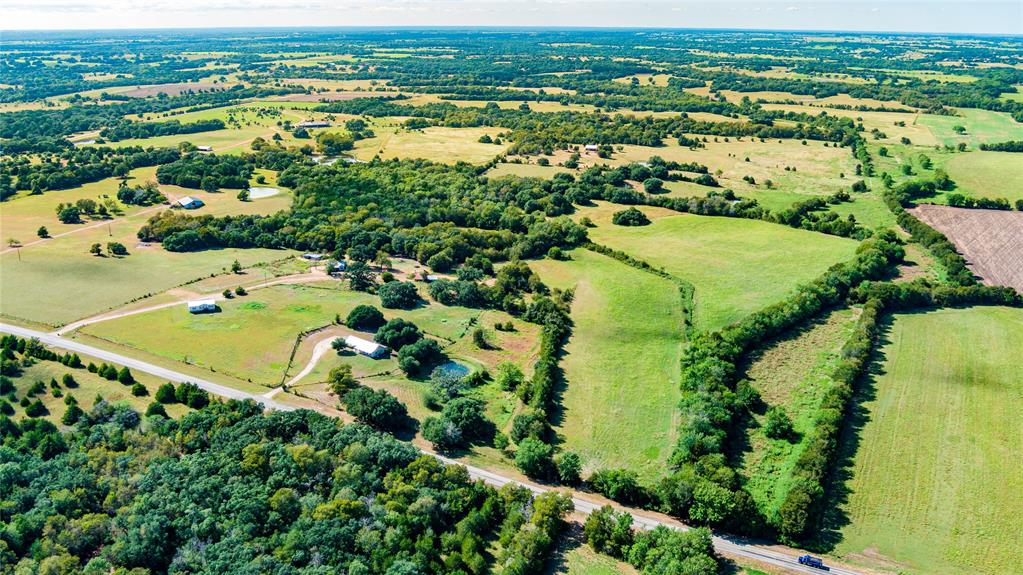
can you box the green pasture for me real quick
[531,249,684,480]
[737,308,858,520]
[917,108,1023,148]
[351,125,508,164]
[577,203,859,332]
[836,307,1023,575]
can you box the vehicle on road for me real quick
[799,555,829,570]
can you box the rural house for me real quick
[177,196,205,209]
[186,299,217,314]
[303,253,325,261]
[344,335,388,359]
[296,120,330,128]
[196,145,213,152]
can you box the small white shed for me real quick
[187,299,217,314]
[344,335,388,359]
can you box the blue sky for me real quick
[1,1,1020,34]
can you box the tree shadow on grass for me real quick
[809,314,893,552]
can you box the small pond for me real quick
[432,361,471,379]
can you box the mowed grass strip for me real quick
[578,203,859,332]
[531,249,684,480]
[836,307,1023,575]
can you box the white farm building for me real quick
[344,335,388,359]
[187,299,217,314]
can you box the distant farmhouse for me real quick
[196,145,213,152]
[177,196,205,210]
[187,299,217,314]
[296,121,330,129]
[302,253,325,261]
[344,335,388,359]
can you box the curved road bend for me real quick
[0,322,865,575]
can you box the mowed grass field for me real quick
[531,249,684,480]
[917,108,1023,148]
[1,171,292,326]
[938,151,1023,203]
[81,281,487,386]
[737,308,858,519]
[836,307,1023,575]
[577,203,859,332]
[351,124,508,164]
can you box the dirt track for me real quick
[910,204,1023,292]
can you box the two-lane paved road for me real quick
[0,322,864,575]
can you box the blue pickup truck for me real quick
[798,555,829,571]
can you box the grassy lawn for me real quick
[531,249,684,480]
[577,203,859,332]
[81,282,375,385]
[835,307,1023,575]
[737,308,858,521]
[4,350,191,426]
[81,281,493,387]
[917,108,1023,148]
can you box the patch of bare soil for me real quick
[910,204,1023,292]
[122,83,220,97]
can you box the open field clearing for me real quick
[737,308,858,520]
[1,170,293,326]
[486,162,573,179]
[613,73,672,86]
[909,205,1023,292]
[932,150,1023,203]
[917,108,1023,147]
[96,124,276,153]
[81,282,375,385]
[1,238,292,327]
[0,166,158,242]
[576,203,859,332]
[6,349,191,425]
[351,125,508,163]
[761,103,936,146]
[531,249,684,480]
[835,307,1023,575]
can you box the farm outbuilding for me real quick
[296,121,330,128]
[177,196,205,210]
[584,144,599,151]
[196,145,213,152]
[186,299,217,314]
[303,253,325,261]
[344,335,388,359]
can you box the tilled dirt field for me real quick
[910,204,1023,292]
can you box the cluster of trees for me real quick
[99,118,225,141]
[612,207,651,226]
[155,152,253,190]
[946,193,1018,211]
[1,146,180,196]
[978,140,1023,152]
[116,180,165,205]
[0,400,574,574]
[585,506,721,575]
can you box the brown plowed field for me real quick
[910,204,1023,292]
